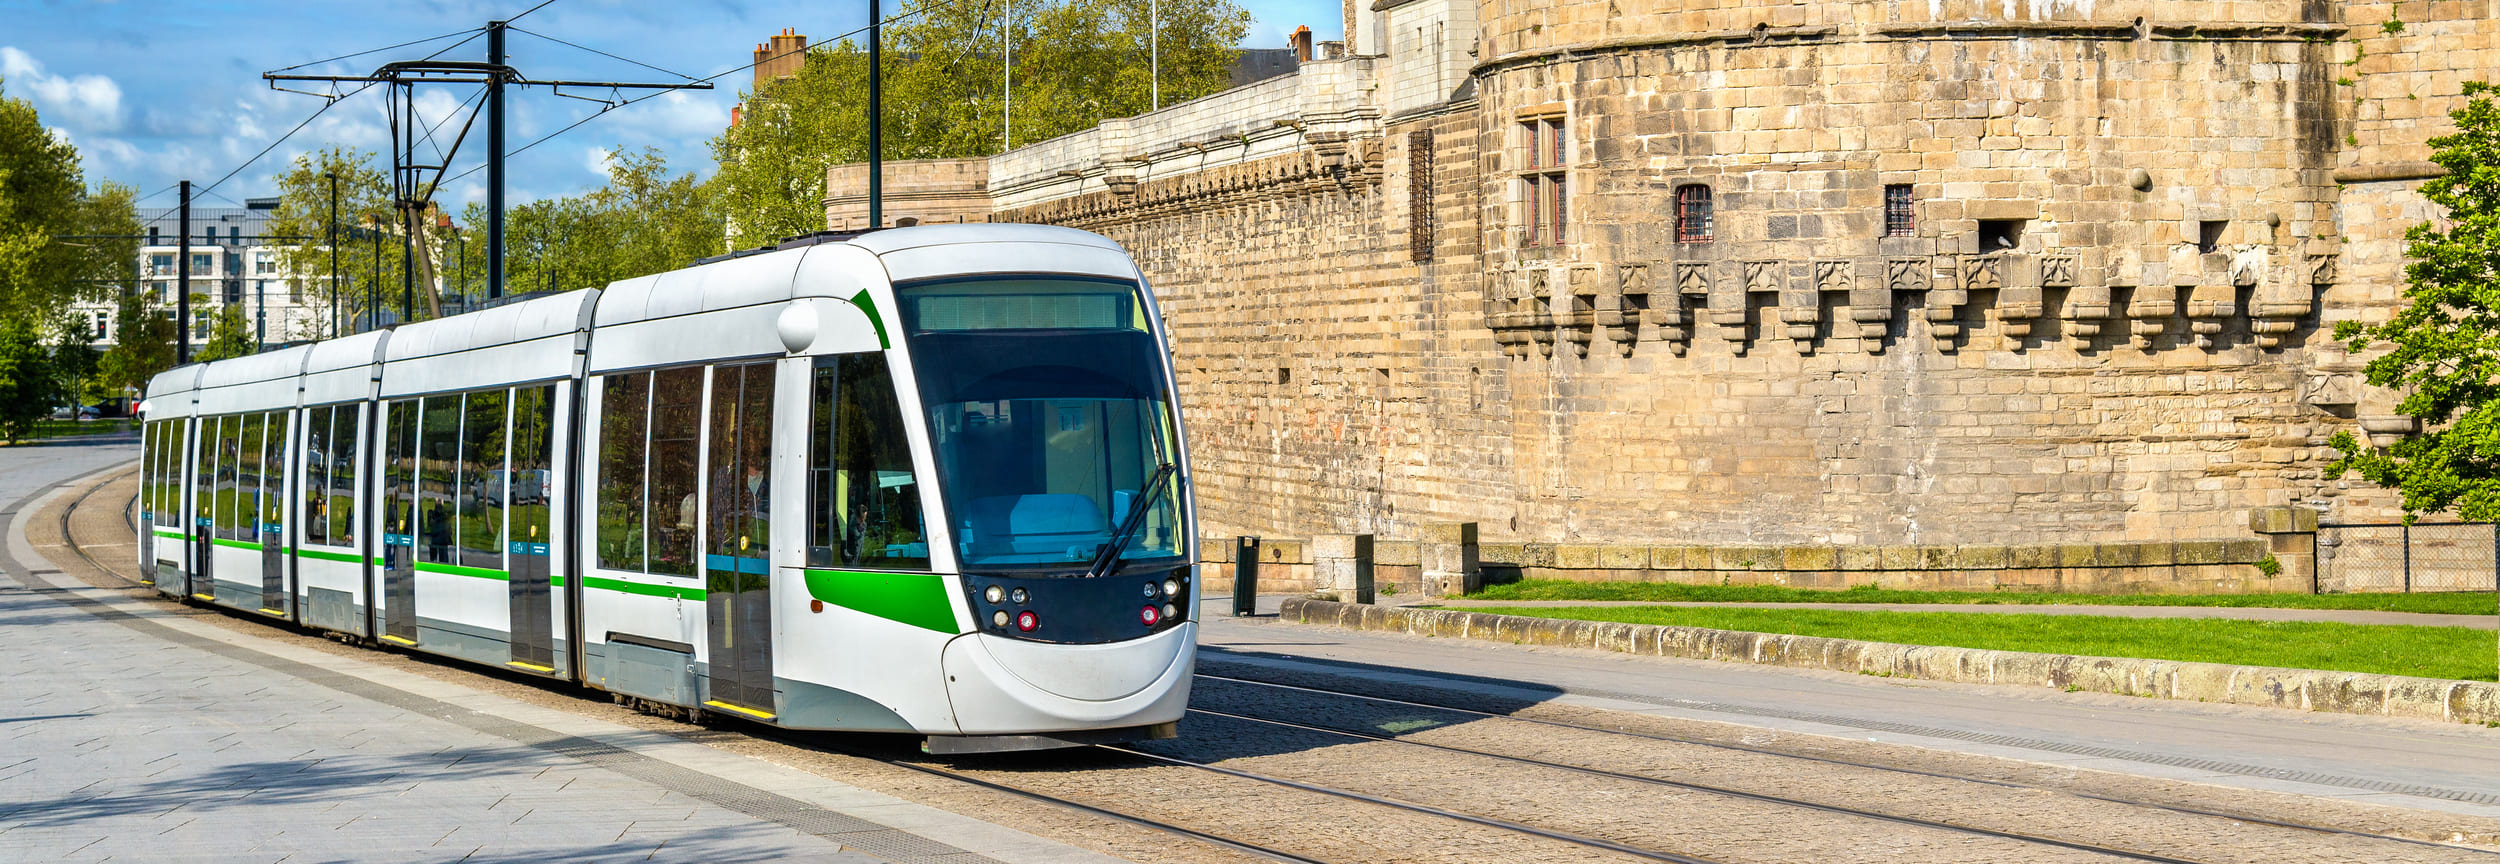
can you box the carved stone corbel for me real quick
[2129,284,2180,351]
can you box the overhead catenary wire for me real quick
[442,0,960,187]
[265,28,481,74]
[508,26,701,82]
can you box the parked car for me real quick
[49,405,100,421]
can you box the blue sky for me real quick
[0,0,1342,211]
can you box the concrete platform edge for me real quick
[1280,598,2500,727]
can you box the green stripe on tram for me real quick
[293,546,363,564]
[579,575,706,601]
[414,561,509,581]
[847,289,890,350]
[209,538,259,551]
[802,569,959,634]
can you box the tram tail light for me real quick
[1140,605,1161,626]
[1015,610,1039,632]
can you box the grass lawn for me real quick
[1449,604,2500,682]
[1467,579,2499,616]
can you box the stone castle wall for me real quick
[830,0,2500,551]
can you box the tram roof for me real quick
[195,344,315,390]
[383,289,599,365]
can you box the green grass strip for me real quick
[1468,579,2499,615]
[1452,605,2500,682]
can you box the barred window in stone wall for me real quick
[1520,115,1566,247]
[1885,184,1916,237]
[1675,185,1713,244]
[1409,130,1435,262]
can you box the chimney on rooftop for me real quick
[752,28,808,91]
[1291,25,1315,62]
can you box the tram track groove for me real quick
[1195,669,2500,859]
[1183,705,2205,864]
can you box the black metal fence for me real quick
[2317,522,2500,593]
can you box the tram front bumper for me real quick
[938,623,1195,735]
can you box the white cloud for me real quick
[1,46,126,133]
[585,145,615,177]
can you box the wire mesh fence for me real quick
[2318,522,2500,593]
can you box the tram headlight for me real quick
[1010,587,1029,604]
[1143,582,1160,599]
[1163,578,1181,598]
[991,609,1010,628]
[1162,603,1178,621]
[1015,610,1039,632]
[983,585,1005,605]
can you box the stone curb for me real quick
[1278,598,2500,728]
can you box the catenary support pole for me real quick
[488,19,507,300]
[327,172,339,337]
[1003,0,1012,151]
[868,0,883,229]
[176,180,191,364]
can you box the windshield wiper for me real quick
[1086,461,1176,579]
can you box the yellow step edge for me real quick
[190,594,214,602]
[256,608,286,616]
[702,700,776,721]
[379,634,417,646]
[505,660,555,673]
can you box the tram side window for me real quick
[302,407,331,546]
[808,353,929,570]
[647,366,703,577]
[329,406,358,547]
[216,415,242,539]
[460,388,507,570]
[597,373,649,572]
[240,413,266,542]
[510,384,554,552]
[419,396,463,565]
[262,412,289,539]
[383,399,419,543]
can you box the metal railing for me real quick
[2317,521,2500,593]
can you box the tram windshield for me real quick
[899,275,1183,571]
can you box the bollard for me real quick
[1353,534,1375,605]
[1232,536,1259,617]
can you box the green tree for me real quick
[2332,81,2500,520]
[266,147,409,337]
[0,317,55,442]
[98,287,175,399]
[464,147,723,297]
[710,0,1250,241]
[194,304,255,363]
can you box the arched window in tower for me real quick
[1675,184,1713,244]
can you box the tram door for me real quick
[506,384,557,671]
[379,399,419,644]
[259,412,291,615]
[192,415,219,600]
[704,362,776,714]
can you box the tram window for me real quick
[597,373,650,572]
[262,412,289,540]
[460,388,508,570]
[328,406,358,547]
[708,362,774,572]
[302,407,330,546]
[193,419,212,534]
[239,413,265,542]
[419,395,463,565]
[383,400,419,544]
[217,415,241,539]
[808,353,928,569]
[510,384,554,553]
[647,366,704,577]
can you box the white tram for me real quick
[135,225,1198,750]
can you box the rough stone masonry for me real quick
[821,1,2500,566]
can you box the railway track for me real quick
[53,467,2500,864]
[1193,671,2500,858]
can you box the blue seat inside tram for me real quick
[965,493,1113,563]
